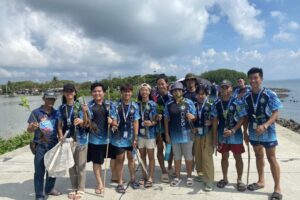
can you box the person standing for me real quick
[244,67,283,200]
[86,82,116,194]
[137,83,157,188]
[193,85,215,191]
[110,84,140,193]
[183,73,198,103]
[164,82,196,187]
[153,74,174,183]
[57,83,89,200]
[212,80,247,192]
[27,92,62,200]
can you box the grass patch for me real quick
[0,132,33,155]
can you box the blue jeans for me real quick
[34,143,56,198]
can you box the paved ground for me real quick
[0,124,299,200]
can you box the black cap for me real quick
[43,91,57,99]
[63,83,76,92]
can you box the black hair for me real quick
[247,67,263,78]
[196,84,210,95]
[90,81,106,92]
[120,83,133,92]
[62,93,77,104]
[156,73,168,83]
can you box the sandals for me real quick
[74,191,84,200]
[161,173,170,183]
[144,180,153,188]
[194,175,203,182]
[217,179,228,188]
[237,181,247,192]
[68,191,76,199]
[170,178,182,187]
[131,181,140,189]
[186,177,193,187]
[116,184,125,194]
[47,189,62,196]
[95,187,105,195]
[270,192,283,200]
[139,178,146,186]
[247,183,264,191]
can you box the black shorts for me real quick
[87,143,113,165]
[109,145,133,159]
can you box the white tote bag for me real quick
[44,131,75,177]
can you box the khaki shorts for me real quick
[138,138,156,149]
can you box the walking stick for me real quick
[135,147,149,177]
[103,87,111,193]
[247,143,250,185]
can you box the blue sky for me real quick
[0,0,299,84]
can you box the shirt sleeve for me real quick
[211,101,218,118]
[187,100,196,115]
[164,104,170,119]
[268,90,283,111]
[236,99,247,118]
[27,110,38,124]
[133,103,140,121]
[109,102,118,120]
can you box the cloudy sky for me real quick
[0,0,299,83]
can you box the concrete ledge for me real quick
[0,124,299,200]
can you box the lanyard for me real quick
[121,101,131,123]
[65,104,74,123]
[220,97,234,120]
[250,88,264,114]
[197,98,207,122]
[140,102,148,122]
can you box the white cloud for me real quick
[287,21,300,30]
[218,0,265,40]
[270,10,286,21]
[273,31,295,42]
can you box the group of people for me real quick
[27,67,283,200]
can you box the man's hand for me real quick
[255,124,267,135]
[156,114,163,121]
[186,113,195,121]
[74,118,83,126]
[205,120,212,126]
[223,129,232,137]
[143,120,152,127]
[107,117,113,125]
[132,138,138,148]
[29,122,39,131]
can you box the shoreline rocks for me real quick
[276,118,300,134]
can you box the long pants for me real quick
[193,132,215,183]
[69,143,88,191]
[34,143,56,199]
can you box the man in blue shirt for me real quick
[86,82,117,194]
[27,92,61,200]
[212,80,247,192]
[233,78,251,99]
[183,73,198,103]
[153,74,174,183]
[244,67,283,200]
[164,82,196,187]
[110,84,140,193]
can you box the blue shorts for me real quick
[250,140,278,148]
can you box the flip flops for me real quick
[270,192,283,200]
[74,191,84,200]
[144,180,153,188]
[67,191,76,199]
[131,181,140,189]
[247,183,264,191]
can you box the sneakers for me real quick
[204,182,213,192]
